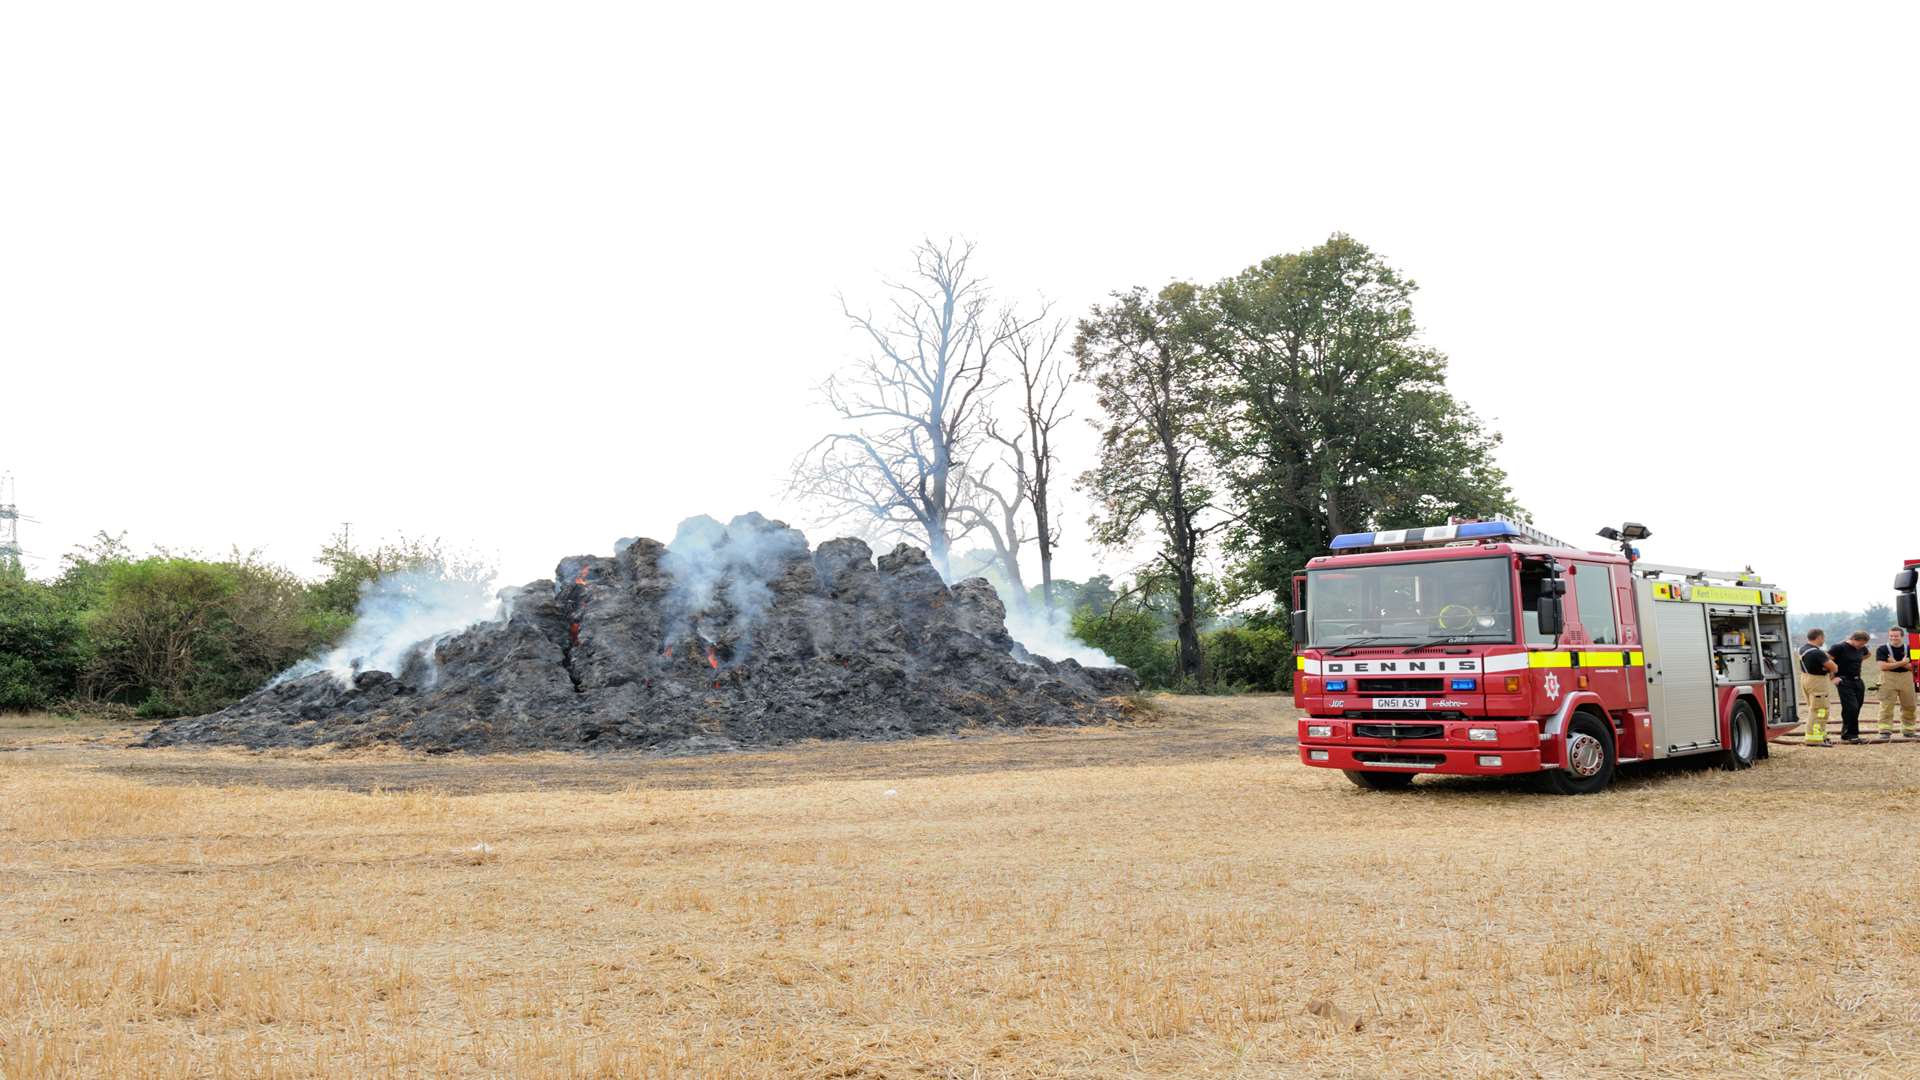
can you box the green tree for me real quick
[1209,234,1517,611]
[51,531,132,611]
[1076,283,1220,686]
[1029,575,1120,617]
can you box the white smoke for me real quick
[1004,602,1116,668]
[660,513,807,660]
[276,567,502,688]
[937,547,1119,667]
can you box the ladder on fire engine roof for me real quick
[1632,562,1777,591]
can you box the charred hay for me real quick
[141,515,1136,753]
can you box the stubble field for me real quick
[2,697,1917,1079]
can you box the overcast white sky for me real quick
[3,3,1913,612]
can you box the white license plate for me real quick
[1372,697,1427,710]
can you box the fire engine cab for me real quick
[1290,519,1798,795]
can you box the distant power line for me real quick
[0,471,20,570]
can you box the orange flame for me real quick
[573,567,590,586]
[706,645,720,670]
[568,622,580,645]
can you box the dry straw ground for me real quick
[2,698,1918,1079]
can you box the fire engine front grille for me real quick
[1353,752,1445,769]
[1359,677,1445,694]
[1352,723,1446,741]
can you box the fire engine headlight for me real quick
[1308,750,1330,761]
[1325,680,1347,691]
[1307,724,1333,738]
[1468,728,1499,742]
[1477,755,1503,767]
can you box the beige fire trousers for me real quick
[1881,669,1917,735]
[1803,672,1833,743]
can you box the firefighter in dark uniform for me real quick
[1878,626,1917,739]
[1828,630,1873,743]
[1800,629,1837,745]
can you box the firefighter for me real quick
[1800,629,1837,745]
[1877,626,1917,739]
[1829,630,1873,743]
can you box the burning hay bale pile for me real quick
[142,514,1137,753]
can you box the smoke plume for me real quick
[659,513,808,662]
[932,552,1116,667]
[275,567,502,688]
[1003,602,1117,668]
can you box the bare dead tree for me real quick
[952,453,1031,614]
[986,313,1074,617]
[789,239,1029,576]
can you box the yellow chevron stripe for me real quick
[1530,650,1645,668]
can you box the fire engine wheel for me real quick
[1343,770,1416,791]
[1722,702,1761,770]
[1539,712,1615,796]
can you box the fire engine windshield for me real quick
[1306,557,1515,646]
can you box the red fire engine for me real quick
[1290,519,1798,794]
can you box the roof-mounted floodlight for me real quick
[1598,522,1652,562]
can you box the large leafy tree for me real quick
[1209,235,1517,611]
[1075,282,1219,684]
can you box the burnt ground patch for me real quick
[101,696,1296,794]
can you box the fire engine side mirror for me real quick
[1290,609,1309,646]
[1897,567,1918,630]
[1535,577,1566,637]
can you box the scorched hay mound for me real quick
[142,514,1137,753]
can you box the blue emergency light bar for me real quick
[1329,519,1572,552]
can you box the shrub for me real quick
[0,580,88,711]
[1070,608,1179,688]
[1202,625,1293,692]
[4,529,496,719]
[0,653,49,711]
[1068,611,1295,694]
[86,556,325,715]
